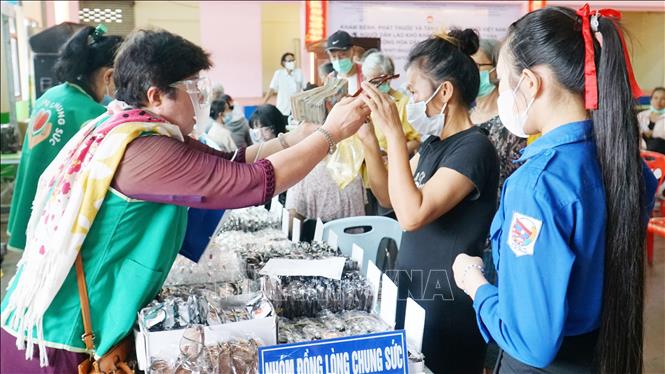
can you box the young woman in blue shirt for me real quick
[453,5,656,373]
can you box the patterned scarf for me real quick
[1,103,183,366]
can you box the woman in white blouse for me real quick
[639,87,665,154]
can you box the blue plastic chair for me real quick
[322,216,403,275]
[243,105,257,120]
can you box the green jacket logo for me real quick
[28,109,53,149]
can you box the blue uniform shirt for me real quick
[473,120,657,368]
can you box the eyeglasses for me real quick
[169,76,211,104]
[351,74,400,97]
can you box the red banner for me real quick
[306,0,327,46]
[528,0,547,12]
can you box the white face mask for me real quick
[284,61,295,71]
[406,84,447,138]
[497,75,534,139]
[250,128,263,144]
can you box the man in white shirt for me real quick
[263,52,305,117]
[326,30,363,95]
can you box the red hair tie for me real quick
[576,3,642,110]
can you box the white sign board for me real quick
[269,196,282,218]
[327,230,339,250]
[313,218,324,242]
[292,217,302,243]
[351,244,364,269]
[366,261,382,313]
[328,1,523,87]
[281,209,290,237]
[405,297,426,353]
[380,273,398,327]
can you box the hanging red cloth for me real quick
[576,3,642,110]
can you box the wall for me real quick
[261,2,302,93]
[1,32,9,123]
[134,1,201,44]
[327,1,523,88]
[547,1,664,12]
[199,1,262,98]
[622,11,665,91]
[21,1,43,27]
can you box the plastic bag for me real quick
[325,135,365,189]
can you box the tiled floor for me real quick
[1,223,664,372]
[645,238,665,373]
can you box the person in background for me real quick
[351,45,367,66]
[220,93,253,148]
[205,99,237,152]
[212,83,225,101]
[452,6,656,373]
[471,38,526,193]
[639,87,665,154]
[249,104,288,145]
[250,104,289,209]
[318,62,334,86]
[263,52,305,119]
[469,38,523,372]
[361,51,421,217]
[359,29,498,373]
[326,30,363,94]
[6,25,122,252]
[1,29,369,372]
[361,52,421,155]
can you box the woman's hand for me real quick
[360,82,405,140]
[357,121,378,146]
[321,97,370,143]
[453,253,489,300]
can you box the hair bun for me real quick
[448,28,479,56]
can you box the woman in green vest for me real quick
[7,25,122,252]
[1,29,369,372]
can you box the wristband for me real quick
[461,263,485,290]
[316,127,337,155]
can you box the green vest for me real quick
[7,83,105,251]
[2,188,188,356]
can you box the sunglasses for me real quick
[351,74,400,97]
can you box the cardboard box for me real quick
[134,315,277,370]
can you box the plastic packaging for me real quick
[140,286,271,332]
[263,271,373,319]
[278,310,391,344]
[324,135,365,189]
[219,207,281,233]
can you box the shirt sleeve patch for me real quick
[508,212,542,257]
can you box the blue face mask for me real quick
[378,83,391,94]
[651,105,665,115]
[101,95,114,106]
[223,113,233,124]
[477,69,496,98]
[332,58,353,75]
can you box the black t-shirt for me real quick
[393,127,498,373]
[397,127,499,294]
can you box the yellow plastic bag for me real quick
[325,135,365,189]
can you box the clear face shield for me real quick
[170,76,212,136]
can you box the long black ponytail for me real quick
[592,14,646,374]
[507,7,646,373]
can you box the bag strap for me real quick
[75,253,96,352]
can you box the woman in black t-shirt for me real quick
[359,29,499,373]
